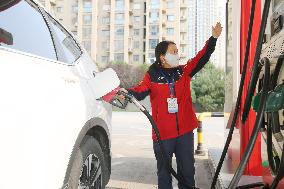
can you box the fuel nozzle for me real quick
[117,90,146,112]
[102,87,130,109]
[102,87,145,111]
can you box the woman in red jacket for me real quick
[120,22,222,189]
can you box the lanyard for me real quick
[160,70,175,98]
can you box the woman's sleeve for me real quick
[127,72,151,101]
[183,36,217,77]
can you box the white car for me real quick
[0,0,119,188]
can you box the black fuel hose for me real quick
[235,182,266,189]
[267,57,284,189]
[263,57,283,178]
[267,113,281,175]
[270,141,284,189]
[118,92,197,189]
[142,109,197,189]
[211,0,257,187]
[228,57,270,189]
[241,60,264,123]
[241,0,272,124]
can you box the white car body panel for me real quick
[0,46,113,189]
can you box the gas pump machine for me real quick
[223,0,284,188]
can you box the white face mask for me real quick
[165,53,180,67]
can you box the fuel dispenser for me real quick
[219,0,284,188]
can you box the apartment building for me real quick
[76,0,191,65]
[38,0,57,16]
[39,0,224,68]
[188,0,225,68]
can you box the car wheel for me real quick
[66,136,108,189]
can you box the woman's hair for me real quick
[154,40,176,65]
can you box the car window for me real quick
[0,0,56,60]
[45,13,82,64]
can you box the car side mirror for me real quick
[89,68,120,99]
[0,28,13,45]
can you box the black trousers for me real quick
[153,131,195,189]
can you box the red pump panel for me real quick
[239,0,262,176]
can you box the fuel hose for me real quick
[270,141,284,189]
[211,0,258,187]
[228,57,270,189]
[267,114,281,175]
[212,0,271,187]
[117,91,197,189]
[241,0,272,124]
[267,57,284,189]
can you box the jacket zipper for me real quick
[172,75,180,136]
[175,112,180,135]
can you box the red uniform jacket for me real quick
[128,36,217,140]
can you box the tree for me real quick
[191,63,225,112]
[100,61,149,89]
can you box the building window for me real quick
[115,13,124,24]
[115,26,124,36]
[115,0,124,11]
[114,40,124,51]
[181,46,185,53]
[83,15,92,25]
[134,16,140,22]
[133,3,141,10]
[72,17,78,25]
[114,53,124,62]
[83,27,92,39]
[150,25,159,36]
[72,30,77,36]
[167,1,174,9]
[149,39,159,49]
[150,0,160,9]
[102,41,109,50]
[102,17,110,24]
[82,40,91,52]
[167,15,175,21]
[133,41,140,49]
[72,4,78,13]
[133,55,139,62]
[102,56,109,63]
[134,29,140,36]
[83,0,92,13]
[149,53,155,58]
[167,28,174,35]
[149,12,159,22]
[57,6,63,13]
[101,29,110,37]
[103,4,110,11]
[148,53,155,64]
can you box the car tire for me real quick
[66,135,108,189]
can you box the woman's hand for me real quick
[212,22,223,38]
[116,88,128,100]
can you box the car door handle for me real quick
[93,71,97,77]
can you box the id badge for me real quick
[167,98,178,113]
